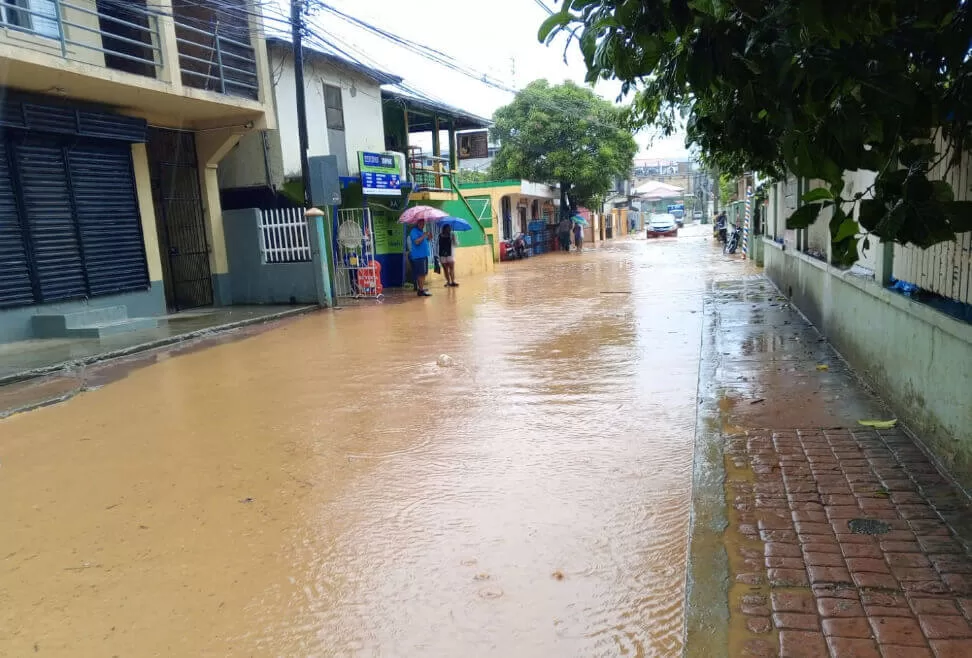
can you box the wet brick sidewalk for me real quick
[687,273,972,658]
[729,428,972,657]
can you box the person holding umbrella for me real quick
[408,218,433,296]
[573,219,584,252]
[438,223,460,287]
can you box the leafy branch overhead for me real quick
[540,0,972,264]
[489,80,637,209]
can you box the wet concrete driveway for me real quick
[1,225,740,657]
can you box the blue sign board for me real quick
[361,172,402,196]
[359,151,401,197]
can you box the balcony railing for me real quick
[0,0,258,101]
[175,20,259,100]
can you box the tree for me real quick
[490,80,637,217]
[719,175,737,207]
[540,1,972,265]
[455,169,493,185]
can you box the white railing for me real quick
[259,207,311,264]
[891,137,972,304]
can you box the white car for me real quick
[647,213,678,238]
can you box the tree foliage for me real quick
[540,0,972,265]
[490,80,637,212]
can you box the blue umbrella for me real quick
[436,216,473,231]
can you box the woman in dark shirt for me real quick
[438,224,459,287]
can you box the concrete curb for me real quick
[683,288,731,658]
[0,306,319,389]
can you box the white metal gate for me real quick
[334,207,382,299]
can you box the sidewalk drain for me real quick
[847,518,891,535]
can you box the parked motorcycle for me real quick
[724,223,741,255]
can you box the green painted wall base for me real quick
[764,238,972,490]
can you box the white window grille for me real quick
[259,207,311,263]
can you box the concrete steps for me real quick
[32,306,158,339]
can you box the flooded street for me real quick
[1,225,738,657]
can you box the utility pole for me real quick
[291,0,312,206]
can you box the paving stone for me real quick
[818,597,866,618]
[747,616,773,634]
[779,629,830,657]
[766,542,803,557]
[881,541,923,553]
[878,647,934,658]
[742,602,772,616]
[942,574,972,596]
[828,505,865,519]
[804,539,844,554]
[805,552,847,567]
[772,591,816,613]
[848,558,892,574]
[889,553,933,568]
[796,521,836,535]
[822,617,874,638]
[826,636,882,657]
[869,616,926,646]
[909,599,961,616]
[810,566,853,585]
[928,639,972,657]
[769,568,810,587]
[918,538,964,555]
[901,580,952,596]
[767,556,808,569]
[852,572,899,590]
[843,544,885,559]
[930,555,972,575]
[918,615,972,639]
[773,612,821,630]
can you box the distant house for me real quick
[218,37,402,208]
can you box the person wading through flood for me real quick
[572,220,584,252]
[557,216,572,252]
[438,224,459,287]
[409,218,433,297]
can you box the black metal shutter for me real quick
[0,138,33,307]
[15,137,86,302]
[68,141,149,296]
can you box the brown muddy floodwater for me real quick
[1,225,735,657]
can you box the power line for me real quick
[532,0,555,16]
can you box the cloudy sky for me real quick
[263,0,691,161]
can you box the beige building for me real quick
[0,0,274,343]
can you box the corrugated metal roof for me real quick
[381,85,491,131]
[266,36,403,86]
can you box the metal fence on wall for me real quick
[892,138,972,305]
[259,208,311,264]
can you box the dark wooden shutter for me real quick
[69,141,149,296]
[15,137,86,302]
[0,138,34,307]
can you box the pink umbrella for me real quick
[398,205,448,224]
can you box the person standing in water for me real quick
[438,224,459,287]
[557,217,572,252]
[408,218,432,297]
[572,221,584,252]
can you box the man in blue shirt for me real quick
[408,218,433,297]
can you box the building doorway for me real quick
[146,128,213,310]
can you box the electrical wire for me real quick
[140,0,668,143]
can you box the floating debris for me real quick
[858,419,898,429]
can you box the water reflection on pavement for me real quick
[0,225,740,657]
